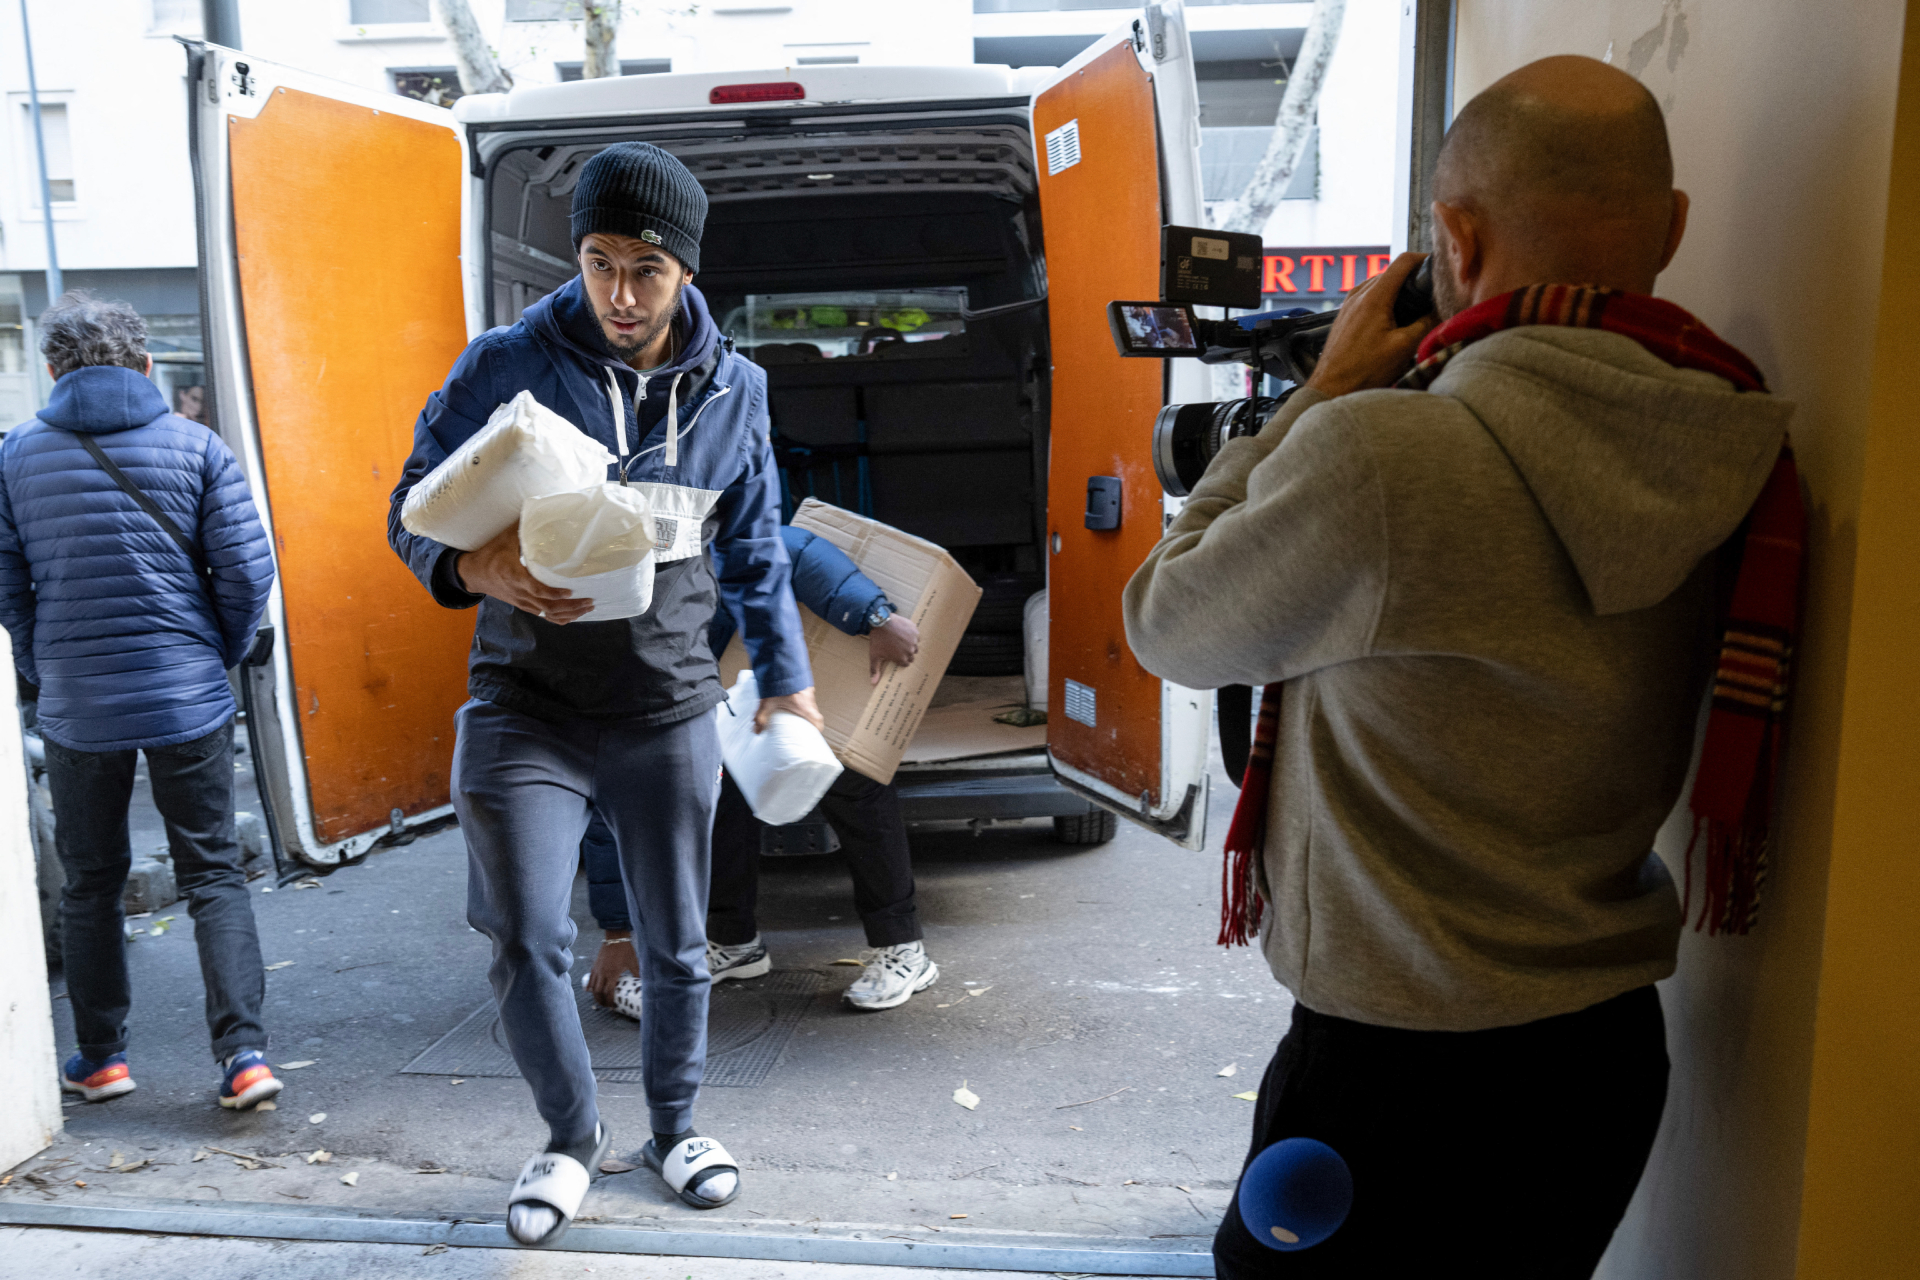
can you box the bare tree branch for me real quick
[1212,0,1346,236]
[430,0,513,96]
[584,2,623,79]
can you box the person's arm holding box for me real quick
[781,526,918,683]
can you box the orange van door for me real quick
[1032,9,1212,850]
[188,43,475,867]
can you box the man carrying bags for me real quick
[388,143,816,1245]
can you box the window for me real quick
[391,67,465,107]
[350,0,430,22]
[723,291,969,360]
[146,0,202,36]
[555,59,671,80]
[19,101,75,206]
[508,0,584,18]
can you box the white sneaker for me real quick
[706,935,771,983]
[844,941,938,1011]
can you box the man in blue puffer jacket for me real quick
[0,293,279,1113]
[388,143,814,1240]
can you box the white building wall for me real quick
[1257,0,1400,248]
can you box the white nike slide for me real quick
[506,1125,611,1246]
[644,1133,741,1209]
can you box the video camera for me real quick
[1108,227,1434,496]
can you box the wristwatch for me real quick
[865,598,893,631]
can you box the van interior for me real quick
[485,114,1049,690]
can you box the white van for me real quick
[188,4,1216,871]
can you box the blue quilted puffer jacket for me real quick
[0,364,276,751]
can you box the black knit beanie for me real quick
[569,142,707,273]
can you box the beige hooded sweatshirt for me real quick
[1123,326,1792,1031]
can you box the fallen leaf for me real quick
[1217,1063,1238,1078]
[150,916,176,936]
[936,1003,951,1008]
[952,1082,980,1111]
[0,1175,10,1186]
[340,1172,360,1186]
[949,1213,968,1219]
[831,958,864,966]
[1177,1184,1192,1192]
[1232,1090,1259,1102]
[309,1112,327,1124]
[73,1180,86,1188]
[1068,1125,1082,1131]
[108,1152,124,1168]
[599,1158,637,1174]
[422,1244,449,1256]
[305,1150,332,1165]
[114,1159,147,1174]
[1124,1179,1139,1185]
[885,1172,897,1181]
[191,1152,209,1162]
[255,1100,277,1111]
[278,1060,317,1070]
[265,961,295,971]
[450,1079,465,1086]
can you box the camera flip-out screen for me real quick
[1108,301,1202,358]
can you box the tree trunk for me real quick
[584,2,623,79]
[430,0,513,96]
[1211,0,1346,236]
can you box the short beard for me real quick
[600,279,685,363]
[1431,234,1467,321]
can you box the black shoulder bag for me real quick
[71,432,216,595]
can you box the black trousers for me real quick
[43,722,268,1063]
[707,769,921,948]
[1214,986,1669,1280]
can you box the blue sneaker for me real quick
[219,1049,283,1110]
[61,1051,136,1102]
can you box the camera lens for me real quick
[1151,396,1278,496]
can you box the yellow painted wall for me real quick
[1453,2,1918,1276]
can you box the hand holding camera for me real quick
[1302,252,1437,399]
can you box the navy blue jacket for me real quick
[709,525,886,656]
[0,365,275,751]
[388,278,809,724]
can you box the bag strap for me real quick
[71,431,214,587]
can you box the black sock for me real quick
[546,1125,602,1168]
[652,1127,694,1154]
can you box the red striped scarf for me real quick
[1218,284,1804,947]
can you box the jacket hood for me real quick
[37,364,170,435]
[1432,326,1794,615]
[523,274,718,382]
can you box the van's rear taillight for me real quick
[709,81,806,104]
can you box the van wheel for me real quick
[1052,809,1117,845]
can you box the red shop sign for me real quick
[1264,247,1394,298]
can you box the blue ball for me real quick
[1237,1137,1354,1252]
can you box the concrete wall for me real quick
[0,630,58,1171]
[1454,1,1917,1276]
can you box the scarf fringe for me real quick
[1218,686,1281,947]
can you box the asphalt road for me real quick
[12,739,1289,1268]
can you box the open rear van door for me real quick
[1031,5,1213,849]
[186,43,476,867]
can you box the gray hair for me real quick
[39,291,150,379]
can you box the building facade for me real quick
[0,0,1396,422]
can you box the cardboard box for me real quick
[719,499,981,786]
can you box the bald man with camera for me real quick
[1127,57,1795,1276]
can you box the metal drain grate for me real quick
[401,969,825,1089]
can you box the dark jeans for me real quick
[581,810,631,932]
[708,769,921,948]
[44,721,268,1064]
[1213,986,1669,1280]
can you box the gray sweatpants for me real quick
[452,697,722,1142]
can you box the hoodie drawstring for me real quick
[664,372,681,469]
[604,367,628,463]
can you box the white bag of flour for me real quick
[519,484,657,622]
[716,669,842,826]
[401,391,614,550]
